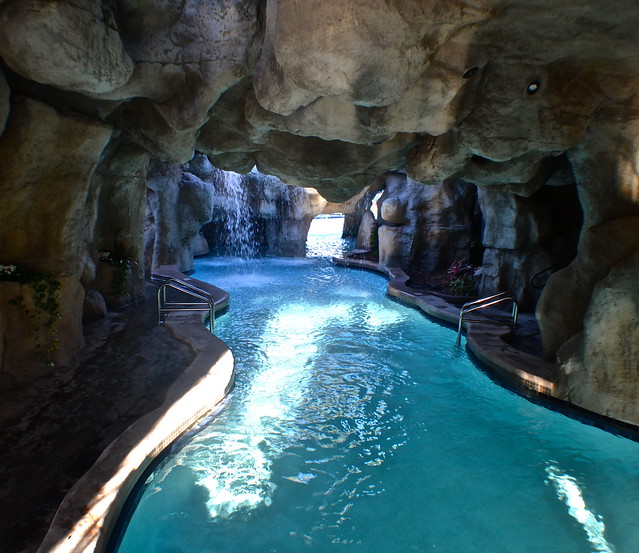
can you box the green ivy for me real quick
[99,251,137,296]
[1,264,62,365]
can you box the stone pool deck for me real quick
[33,266,234,553]
[0,268,233,553]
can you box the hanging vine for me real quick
[1,264,62,365]
[99,251,137,296]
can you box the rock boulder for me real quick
[557,251,639,425]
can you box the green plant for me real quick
[445,259,477,296]
[1,264,62,365]
[447,274,476,296]
[99,251,137,296]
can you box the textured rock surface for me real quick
[199,166,342,258]
[82,289,107,323]
[537,217,639,357]
[145,161,216,274]
[568,120,639,228]
[1,0,639,495]
[373,173,477,271]
[112,0,261,124]
[91,140,150,308]
[0,96,111,270]
[356,211,379,252]
[557,252,639,424]
[476,181,582,309]
[0,0,134,94]
[0,0,638,200]
[0,96,111,380]
[144,157,340,270]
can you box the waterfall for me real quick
[211,171,258,258]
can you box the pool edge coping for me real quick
[36,267,234,553]
[36,256,639,553]
[332,255,639,439]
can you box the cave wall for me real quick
[371,173,477,272]
[154,155,355,266]
[0,0,638,422]
[198,166,328,259]
[0,95,111,385]
[475,167,583,310]
[91,140,150,309]
[145,160,216,274]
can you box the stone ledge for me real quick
[36,274,234,553]
[333,256,639,438]
[333,255,561,394]
[151,264,230,310]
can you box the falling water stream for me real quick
[211,172,257,258]
[112,217,639,553]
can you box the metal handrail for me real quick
[166,277,215,302]
[530,253,576,289]
[456,292,518,344]
[157,279,216,332]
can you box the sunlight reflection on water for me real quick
[113,217,639,553]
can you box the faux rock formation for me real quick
[477,185,553,309]
[373,173,477,271]
[1,0,639,427]
[82,289,107,323]
[556,251,639,425]
[537,217,639,357]
[198,164,342,258]
[0,95,111,380]
[91,140,150,308]
[145,161,216,274]
[145,156,347,268]
[0,0,134,95]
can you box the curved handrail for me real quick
[157,278,216,332]
[530,254,576,289]
[456,292,518,345]
[166,277,216,302]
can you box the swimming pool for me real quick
[113,220,639,553]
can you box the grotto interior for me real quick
[1,0,639,552]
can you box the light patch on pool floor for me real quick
[546,464,616,553]
[363,302,405,329]
[177,302,353,519]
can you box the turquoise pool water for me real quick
[114,219,639,553]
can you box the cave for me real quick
[1,1,639,552]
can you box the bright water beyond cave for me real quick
[113,218,639,553]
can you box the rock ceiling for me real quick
[2,0,639,201]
